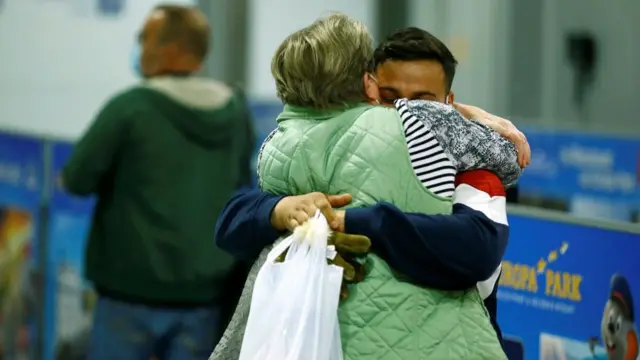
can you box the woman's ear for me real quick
[363,73,380,104]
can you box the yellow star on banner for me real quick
[548,250,558,263]
[537,258,547,274]
[559,242,569,255]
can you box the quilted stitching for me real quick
[209,107,506,360]
[257,105,506,359]
[339,256,505,359]
[222,107,506,360]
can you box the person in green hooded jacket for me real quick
[61,5,253,360]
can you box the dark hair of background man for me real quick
[371,27,458,92]
[154,4,210,59]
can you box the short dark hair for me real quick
[372,27,458,92]
[154,4,210,60]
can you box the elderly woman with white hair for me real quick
[211,13,525,359]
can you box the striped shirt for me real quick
[395,100,457,196]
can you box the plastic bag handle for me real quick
[265,210,329,264]
[265,233,295,264]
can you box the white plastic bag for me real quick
[239,211,344,360]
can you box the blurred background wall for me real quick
[245,0,378,99]
[0,0,191,138]
[0,1,637,360]
[539,0,639,133]
[2,0,638,136]
[408,0,640,134]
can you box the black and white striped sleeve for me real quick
[394,99,457,197]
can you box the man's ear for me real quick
[363,73,380,104]
[446,91,455,104]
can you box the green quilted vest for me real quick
[258,103,506,360]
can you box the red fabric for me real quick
[455,170,506,197]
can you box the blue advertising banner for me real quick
[0,131,44,360]
[498,214,640,360]
[43,141,95,360]
[519,130,639,222]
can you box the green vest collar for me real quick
[277,103,372,122]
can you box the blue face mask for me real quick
[131,42,143,77]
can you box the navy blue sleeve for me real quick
[346,203,509,290]
[215,189,285,261]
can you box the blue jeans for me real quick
[87,296,221,360]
